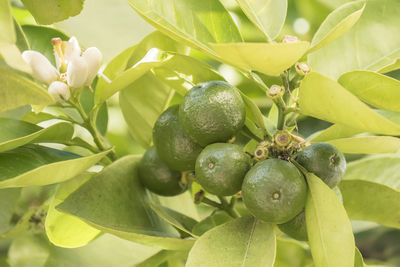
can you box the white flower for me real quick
[82,47,102,86]
[22,51,59,85]
[67,57,88,88]
[48,81,70,102]
[64,37,81,64]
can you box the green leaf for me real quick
[274,238,312,267]
[299,72,400,135]
[305,172,355,267]
[354,247,365,267]
[126,0,242,58]
[21,0,84,25]
[136,250,188,267]
[338,71,400,112]
[0,118,74,152]
[158,192,200,221]
[0,66,54,113]
[119,72,174,148]
[310,124,361,142]
[308,0,400,79]
[95,49,172,104]
[57,155,194,250]
[327,136,400,154]
[0,144,109,188]
[191,211,232,236]
[309,1,365,53]
[0,188,21,234]
[0,0,15,44]
[152,53,224,96]
[149,202,199,237]
[340,180,400,229]
[236,0,287,41]
[210,42,310,76]
[240,91,266,130]
[22,25,69,66]
[45,172,101,248]
[186,216,276,267]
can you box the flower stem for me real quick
[218,196,240,219]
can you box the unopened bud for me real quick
[254,141,269,161]
[22,51,59,85]
[282,35,299,44]
[82,47,103,86]
[267,85,285,99]
[48,81,70,102]
[295,62,311,76]
[64,37,81,64]
[67,57,88,89]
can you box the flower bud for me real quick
[48,81,70,102]
[295,62,311,76]
[82,47,102,86]
[64,37,81,64]
[67,57,88,89]
[22,50,59,85]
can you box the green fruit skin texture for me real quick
[296,142,346,188]
[195,143,251,196]
[278,210,308,241]
[242,159,307,224]
[153,105,203,171]
[179,80,246,146]
[138,147,186,196]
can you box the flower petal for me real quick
[67,57,88,89]
[22,50,59,85]
[48,81,70,102]
[82,47,103,86]
[64,36,81,64]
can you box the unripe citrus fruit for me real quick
[296,142,346,188]
[242,159,307,223]
[138,147,186,196]
[195,143,250,196]
[179,81,246,146]
[153,105,203,171]
[278,210,307,241]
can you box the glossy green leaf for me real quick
[0,66,54,113]
[309,1,365,53]
[136,250,188,267]
[274,238,312,267]
[339,71,400,112]
[80,87,108,136]
[240,91,266,130]
[310,124,361,142]
[378,58,400,73]
[119,72,174,148]
[343,154,400,191]
[354,247,365,267]
[0,0,15,43]
[45,172,101,248]
[191,211,232,236]
[57,156,194,250]
[0,188,21,234]
[21,0,84,25]
[305,172,355,267]
[126,0,242,58]
[309,0,400,79]
[186,216,275,267]
[22,25,69,66]
[299,72,400,135]
[327,136,400,154]
[210,42,310,76]
[8,234,160,267]
[0,118,74,152]
[340,180,400,229]
[0,144,109,188]
[152,53,223,96]
[236,0,287,41]
[158,192,200,221]
[149,202,198,237]
[13,19,29,52]
[95,49,172,104]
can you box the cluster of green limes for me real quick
[138,80,346,241]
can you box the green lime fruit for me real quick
[242,159,307,224]
[153,105,203,171]
[179,80,246,146]
[278,210,308,241]
[296,142,346,188]
[138,147,186,196]
[195,143,251,196]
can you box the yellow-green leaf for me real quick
[327,136,400,154]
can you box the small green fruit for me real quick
[195,143,250,196]
[153,105,203,171]
[278,210,307,241]
[296,142,346,188]
[179,80,246,146]
[242,158,307,224]
[138,147,186,196]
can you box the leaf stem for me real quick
[218,196,240,219]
